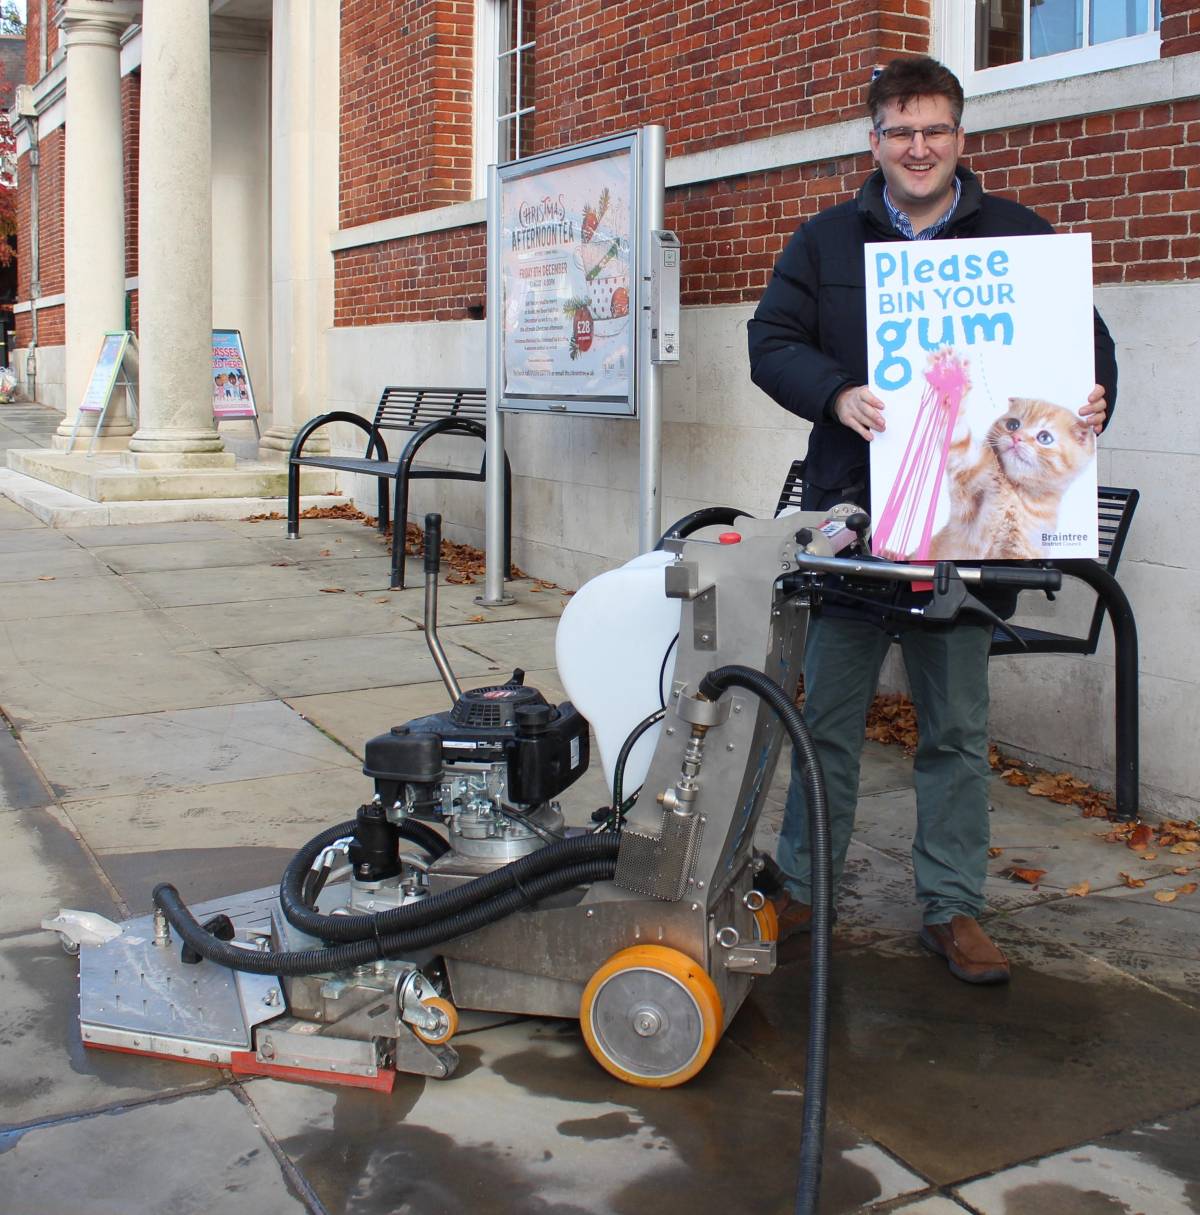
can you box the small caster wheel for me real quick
[412,995,458,1045]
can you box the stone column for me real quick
[129,0,231,466]
[258,0,340,462]
[56,1,133,449]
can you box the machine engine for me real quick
[361,675,590,871]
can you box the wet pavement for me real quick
[1,461,1198,1214]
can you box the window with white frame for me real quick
[473,0,535,196]
[939,0,1162,96]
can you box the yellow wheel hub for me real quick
[580,944,723,1088]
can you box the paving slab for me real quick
[849,786,1136,914]
[0,730,49,812]
[99,843,308,914]
[0,803,116,937]
[439,616,562,673]
[245,1018,928,1215]
[65,520,249,547]
[251,531,385,563]
[1009,882,1200,1009]
[0,928,224,1128]
[216,631,502,698]
[0,1088,307,1212]
[0,527,80,554]
[87,537,279,574]
[400,577,571,627]
[22,699,357,801]
[0,546,112,583]
[0,611,268,726]
[0,497,42,530]
[124,561,347,608]
[63,766,370,857]
[955,1106,1200,1214]
[0,573,152,622]
[164,591,424,648]
[730,922,1200,1186]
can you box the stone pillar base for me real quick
[257,425,329,465]
[128,427,227,455]
[129,451,238,471]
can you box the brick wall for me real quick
[1162,0,1200,56]
[340,0,475,228]
[532,0,929,157]
[122,70,140,282]
[334,0,1200,326]
[335,224,486,325]
[13,126,64,347]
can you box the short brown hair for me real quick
[867,57,964,127]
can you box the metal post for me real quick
[638,126,665,553]
[481,163,515,605]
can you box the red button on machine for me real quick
[717,532,742,544]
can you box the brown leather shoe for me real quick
[920,916,1010,985]
[770,893,813,943]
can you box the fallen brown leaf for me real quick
[1154,890,1177,903]
[1177,882,1198,896]
[1173,867,1191,876]
[270,561,293,567]
[319,587,345,594]
[1170,842,1199,854]
[467,614,486,623]
[1003,867,1047,886]
[1141,852,1158,861]
[1065,881,1090,897]
[1001,769,1033,787]
[1127,823,1155,851]
[319,549,332,557]
[375,598,389,604]
[1118,872,1146,889]
[37,575,55,581]
[987,847,1004,859]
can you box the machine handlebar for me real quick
[794,552,1062,594]
[976,565,1062,592]
[424,513,442,576]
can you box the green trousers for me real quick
[777,612,993,925]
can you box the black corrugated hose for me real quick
[152,816,619,976]
[696,664,831,1215]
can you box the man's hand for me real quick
[1080,384,1107,434]
[834,385,886,441]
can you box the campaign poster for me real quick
[211,330,257,419]
[80,332,130,414]
[865,233,1098,562]
[501,150,632,407]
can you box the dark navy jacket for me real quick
[748,167,1119,516]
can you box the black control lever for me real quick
[922,562,1026,649]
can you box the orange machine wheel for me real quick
[412,995,459,1045]
[579,945,723,1088]
[752,901,779,943]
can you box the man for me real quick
[747,56,1117,984]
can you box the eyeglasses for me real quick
[874,124,959,145]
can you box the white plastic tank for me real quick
[555,550,681,803]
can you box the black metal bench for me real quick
[287,386,511,589]
[773,462,1141,821]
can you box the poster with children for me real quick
[864,233,1098,562]
[211,330,257,419]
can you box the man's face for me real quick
[869,94,965,224]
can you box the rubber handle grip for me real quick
[424,513,442,575]
[978,566,1062,592]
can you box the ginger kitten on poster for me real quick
[928,397,1096,561]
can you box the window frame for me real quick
[936,0,1162,98]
